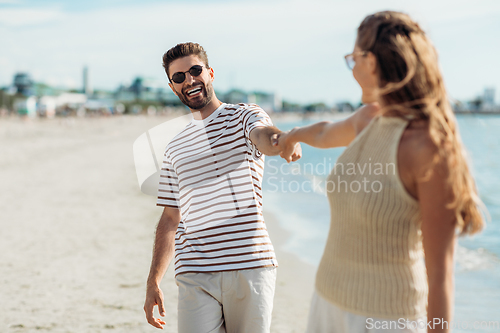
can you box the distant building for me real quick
[249,92,282,113]
[483,87,496,111]
[115,76,178,105]
[223,89,249,105]
[115,84,136,101]
[484,87,495,104]
[38,96,57,118]
[461,87,499,113]
[57,92,87,107]
[222,89,282,113]
[13,73,34,96]
[3,69,294,117]
[83,66,93,96]
[14,96,37,116]
[85,98,114,114]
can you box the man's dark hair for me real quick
[162,42,209,80]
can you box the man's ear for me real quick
[208,67,215,82]
[168,82,178,96]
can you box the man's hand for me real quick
[249,126,301,160]
[144,284,167,329]
[271,129,302,163]
[144,207,180,329]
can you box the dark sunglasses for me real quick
[170,65,204,84]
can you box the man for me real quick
[143,42,301,332]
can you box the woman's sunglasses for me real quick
[170,65,204,84]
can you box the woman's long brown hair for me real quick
[357,11,486,235]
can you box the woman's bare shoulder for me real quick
[399,120,439,177]
[351,103,381,135]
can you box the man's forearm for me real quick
[147,217,178,287]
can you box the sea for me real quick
[263,114,500,332]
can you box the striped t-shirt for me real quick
[157,103,278,276]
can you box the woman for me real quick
[274,11,485,333]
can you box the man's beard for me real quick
[177,81,214,110]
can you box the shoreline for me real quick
[264,209,316,333]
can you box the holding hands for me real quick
[248,125,302,163]
[272,129,301,163]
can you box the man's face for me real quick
[168,55,215,110]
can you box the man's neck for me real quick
[191,97,223,120]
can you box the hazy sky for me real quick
[1,0,499,105]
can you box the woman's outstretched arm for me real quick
[273,103,379,162]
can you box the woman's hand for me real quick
[272,129,302,163]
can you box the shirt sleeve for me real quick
[156,151,180,208]
[241,104,274,158]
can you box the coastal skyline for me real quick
[1,0,499,105]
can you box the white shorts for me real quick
[306,291,427,333]
[175,267,277,333]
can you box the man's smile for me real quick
[185,86,203,98]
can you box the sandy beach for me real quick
[0,115,315,332]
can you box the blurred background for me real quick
[0,0,499,115]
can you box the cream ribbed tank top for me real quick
[315,115,428,320]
